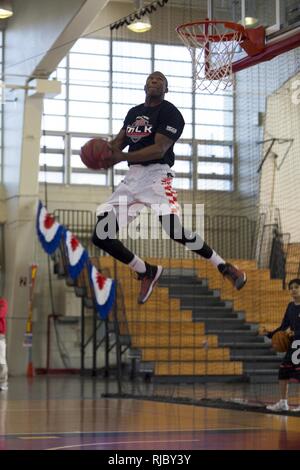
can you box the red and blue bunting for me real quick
[64,230,88,280]
[36,201,64,254]
[88,262,115,320]
[37,201,115,319]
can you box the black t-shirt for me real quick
[122,100,185,167]
[269,302,300,340]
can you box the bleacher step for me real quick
[230,349,275,357]
[244,361,280,370]
[191,306,235,314]
[233,355,282,362]
[192,311,244,319]
[172,295,227,306]
[208,330,262,343]
[220,342,270,348]
[203,319,254,330]
[163,285,216,295]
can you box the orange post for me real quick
[24,264,38,378]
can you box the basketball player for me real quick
[92,71,247,304]
[265,278,300,412]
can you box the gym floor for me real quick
[0,376,300,450]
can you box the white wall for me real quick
[259,72,300,242]
[3,0,110,375]
[236,46,300,212]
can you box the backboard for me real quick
[209,0,300,73]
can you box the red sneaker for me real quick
[218,262,247,290]
[137,263,164,304]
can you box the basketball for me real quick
[80,138,112,170]
[272,331,291,353]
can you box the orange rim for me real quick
[176,19,245,42]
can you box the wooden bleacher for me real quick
[99,257,251,377]
[63,253,294,379]
[285,243,300,285]
[155,361,243,376]
[101,257,291,332]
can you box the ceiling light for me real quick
[0,1,13,19]
[127,15,152,33]
[244,17,259,27]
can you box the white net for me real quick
[177,21,245,94]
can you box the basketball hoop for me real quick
[176,19,265,93]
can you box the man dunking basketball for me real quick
[92,71,247,304]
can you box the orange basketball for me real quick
[80,138,112,170]
[272,331,291,353]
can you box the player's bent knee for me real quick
[92,226,114,250]
[92,211,119,251]
[92,211,119,249]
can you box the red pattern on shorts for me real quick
[161,178,179,214]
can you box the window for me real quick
[198,144,232,159]
[198,179,232,191]
[198,162,232,175]
[41,135,65,150]
[173,160,191,174]
[39,171,64,184]
[195,125,233,140]
[69,53,109,70]
[40,37,234,191]
[195,110,233,126]
[40,153,63,167]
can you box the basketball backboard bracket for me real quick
[232,29,300,73]
[208,0,300,74]
[176,1,300,91]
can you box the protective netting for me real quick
[177,20,244,93]
[36,0,300,420]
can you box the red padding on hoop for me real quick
[241,26,265,56]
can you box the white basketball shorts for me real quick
[96,164,180,228]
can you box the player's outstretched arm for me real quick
[110,129,127,150]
